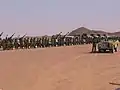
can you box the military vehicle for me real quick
[97,41,115,53]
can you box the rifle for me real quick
[63,32,69,38]
[8,33,15,39]
[21,33,27,39]
[0,32,3,37]
[58,32,62,35]
[56,32,62,38]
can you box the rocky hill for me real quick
[69,27,120,36]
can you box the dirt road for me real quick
[0,45,120,90]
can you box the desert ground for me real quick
[0,44,120,90]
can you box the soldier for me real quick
[14,35,20,49]
[19,34,26,49]
[7,33,15,50]
[0,32,3,49]
[113,40,119,52]
[64,36,69,46]
[30,37,33,48]
[81,33,88,44]
[73,36,76,45]
[32,37,36,48]
[76,35,79,45]
[54,32,62,47]
[41,36,45,48]
[70,37,73,45]
[59,32,69,46]
[60,36,64,46]
[14,37,19,49]
[58,36,62,46]
[51,35,55,47]
[2,39,7,50]
[47,37,50,47]
[38,37,42,48]
[75,36,79,45]
[19,37,24,49]
[92,36,98,53]
[24,37,27,49]
[34,37,38,48]
[36,37,40,48]
[27,37,30,49]
[44,37,48,47]
[0,38,2,49]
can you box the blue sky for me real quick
[0,0,120,36]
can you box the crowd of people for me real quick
[0,32,119,51]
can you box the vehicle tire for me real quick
[110,49,114,53]
[98,49,101,53]
[103,49,106,53]
[114,48,117,52]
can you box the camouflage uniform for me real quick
[92,36,98,52]
[0,37,2,48]
[14,38,20,49]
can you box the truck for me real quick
[97,41,115,53]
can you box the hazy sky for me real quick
[0,0,120,36]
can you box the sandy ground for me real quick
[0,44,120,90]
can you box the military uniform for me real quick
[113,40,119,52]
[92,37,98,52]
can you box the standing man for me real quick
[92,36,97,53]
[113,40,119,52]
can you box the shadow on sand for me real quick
[82,51,112,54]
[115,88,120,90]
[88,51,114,54]
[109,82,120,90]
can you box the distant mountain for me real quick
[111,32,120,36]
[69,27,91,36]
[69,27,120,36]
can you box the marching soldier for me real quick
[0,32,3,49]
[51,35,55,47]
[19,34,26,49]
[7,33,15,50]
[41,36,45,48]
[14,38,19,49]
